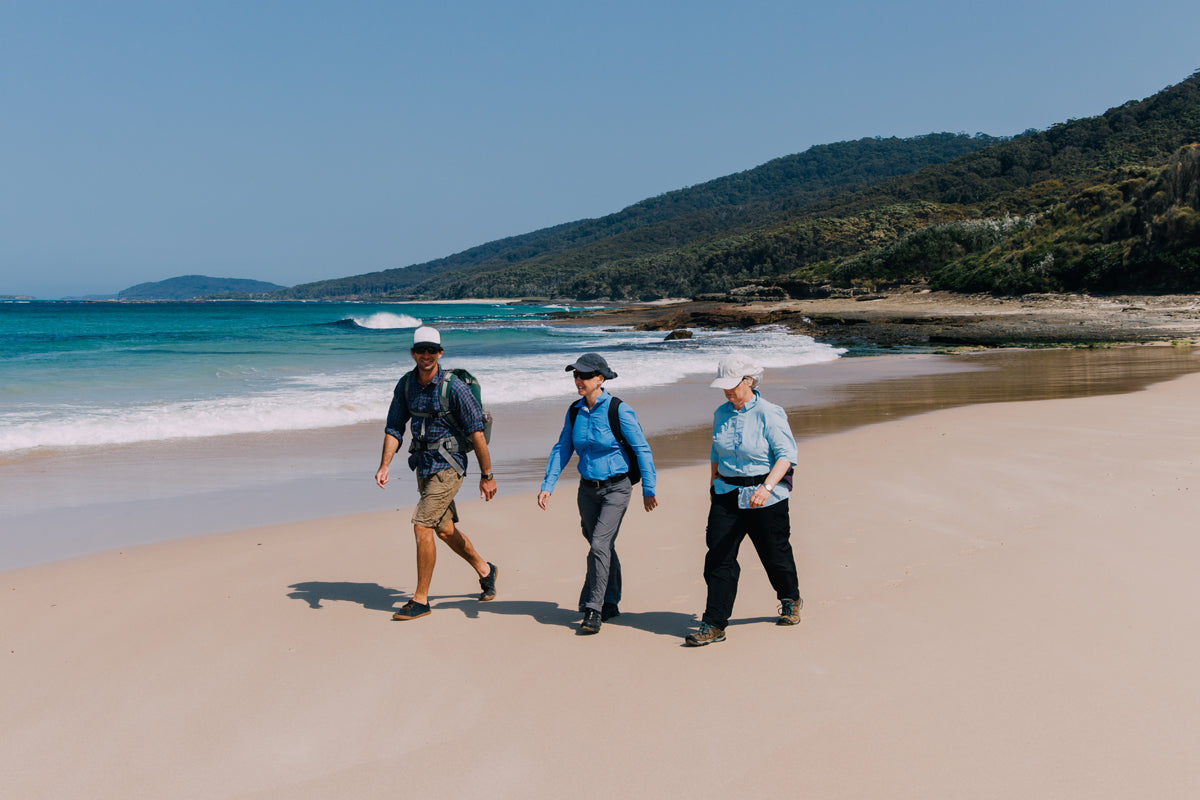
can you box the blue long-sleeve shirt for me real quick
[541,390,657,496]
[710,390,797,507]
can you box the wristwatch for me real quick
[481,473,495,481]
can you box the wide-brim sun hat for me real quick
[565,352,617,379]
[710,354,762,389]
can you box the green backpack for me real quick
[400,368,492,476]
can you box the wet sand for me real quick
[2,345,1198,570]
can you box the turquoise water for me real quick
[0,301,844,455]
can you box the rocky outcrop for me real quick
[617,293,1200,348]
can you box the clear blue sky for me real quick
[2,0,1197,298]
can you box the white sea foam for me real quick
[0,387,391,453]
[0,324,842,454]
[349,312,422,329]
[452,325,841,405]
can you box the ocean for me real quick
[0,301,843,454]
[0,300,846,568]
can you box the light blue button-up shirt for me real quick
[710,391,797,507]
[541,390,657,496]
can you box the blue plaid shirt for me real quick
[385,367,486,478]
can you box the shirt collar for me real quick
[576,388,610,409]
[731,390,760,413]
[414,365,445,387]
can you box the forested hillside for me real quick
[280,70,1200,300]
[276,133,999,300]
[789,70,1200,295]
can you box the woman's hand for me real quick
[537,490,551,510]
[749,484,772,508]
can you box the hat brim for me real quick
[710,377,744,390]
[566,361,616,379]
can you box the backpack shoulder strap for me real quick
[607,396,626,444]
[607,395,641,485]
[438,371,456,416]
[399,371,413,407]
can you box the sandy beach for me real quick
[4,344,1200,798]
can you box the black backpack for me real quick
[568,396,641,486]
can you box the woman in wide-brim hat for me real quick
[537,352,658,635]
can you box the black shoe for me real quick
[601,603,620,622]
[580,609,602,634]
[478,562,497,601]
[391,600,431,621]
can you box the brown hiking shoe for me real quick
[777,597,802,626]
[684,622,726,647]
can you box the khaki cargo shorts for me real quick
[412,468,463,530]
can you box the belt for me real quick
[718,473,769,487]
[580,473,629,489]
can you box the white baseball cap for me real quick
[413,326,441,347]
[710,354,762,389]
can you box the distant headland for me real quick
[117,275,290,301]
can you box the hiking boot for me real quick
[684,622,726,647]
[392,600,431,621]
[580,609,602,634]
[601,602,620,622]
[777,597,803,626]
[478,562,498,601]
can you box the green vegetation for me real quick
[279,70,1200,301]
[278,133,999,300]
[119,275,288,300]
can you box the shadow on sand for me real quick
[286,581,697,638]
[286,581,404,612]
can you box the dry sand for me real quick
[4,354,1200,797]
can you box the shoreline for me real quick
[4,360,1199,798]
[4,291,1200,572]
[1,343,1197,572]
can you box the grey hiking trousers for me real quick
[576,475,633,613]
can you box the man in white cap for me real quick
[375,325,499,620]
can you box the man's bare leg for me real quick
[436,520,489,578]
[412,524,438,604]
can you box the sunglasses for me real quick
[412,345,442,355]
[573,370,602,380]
